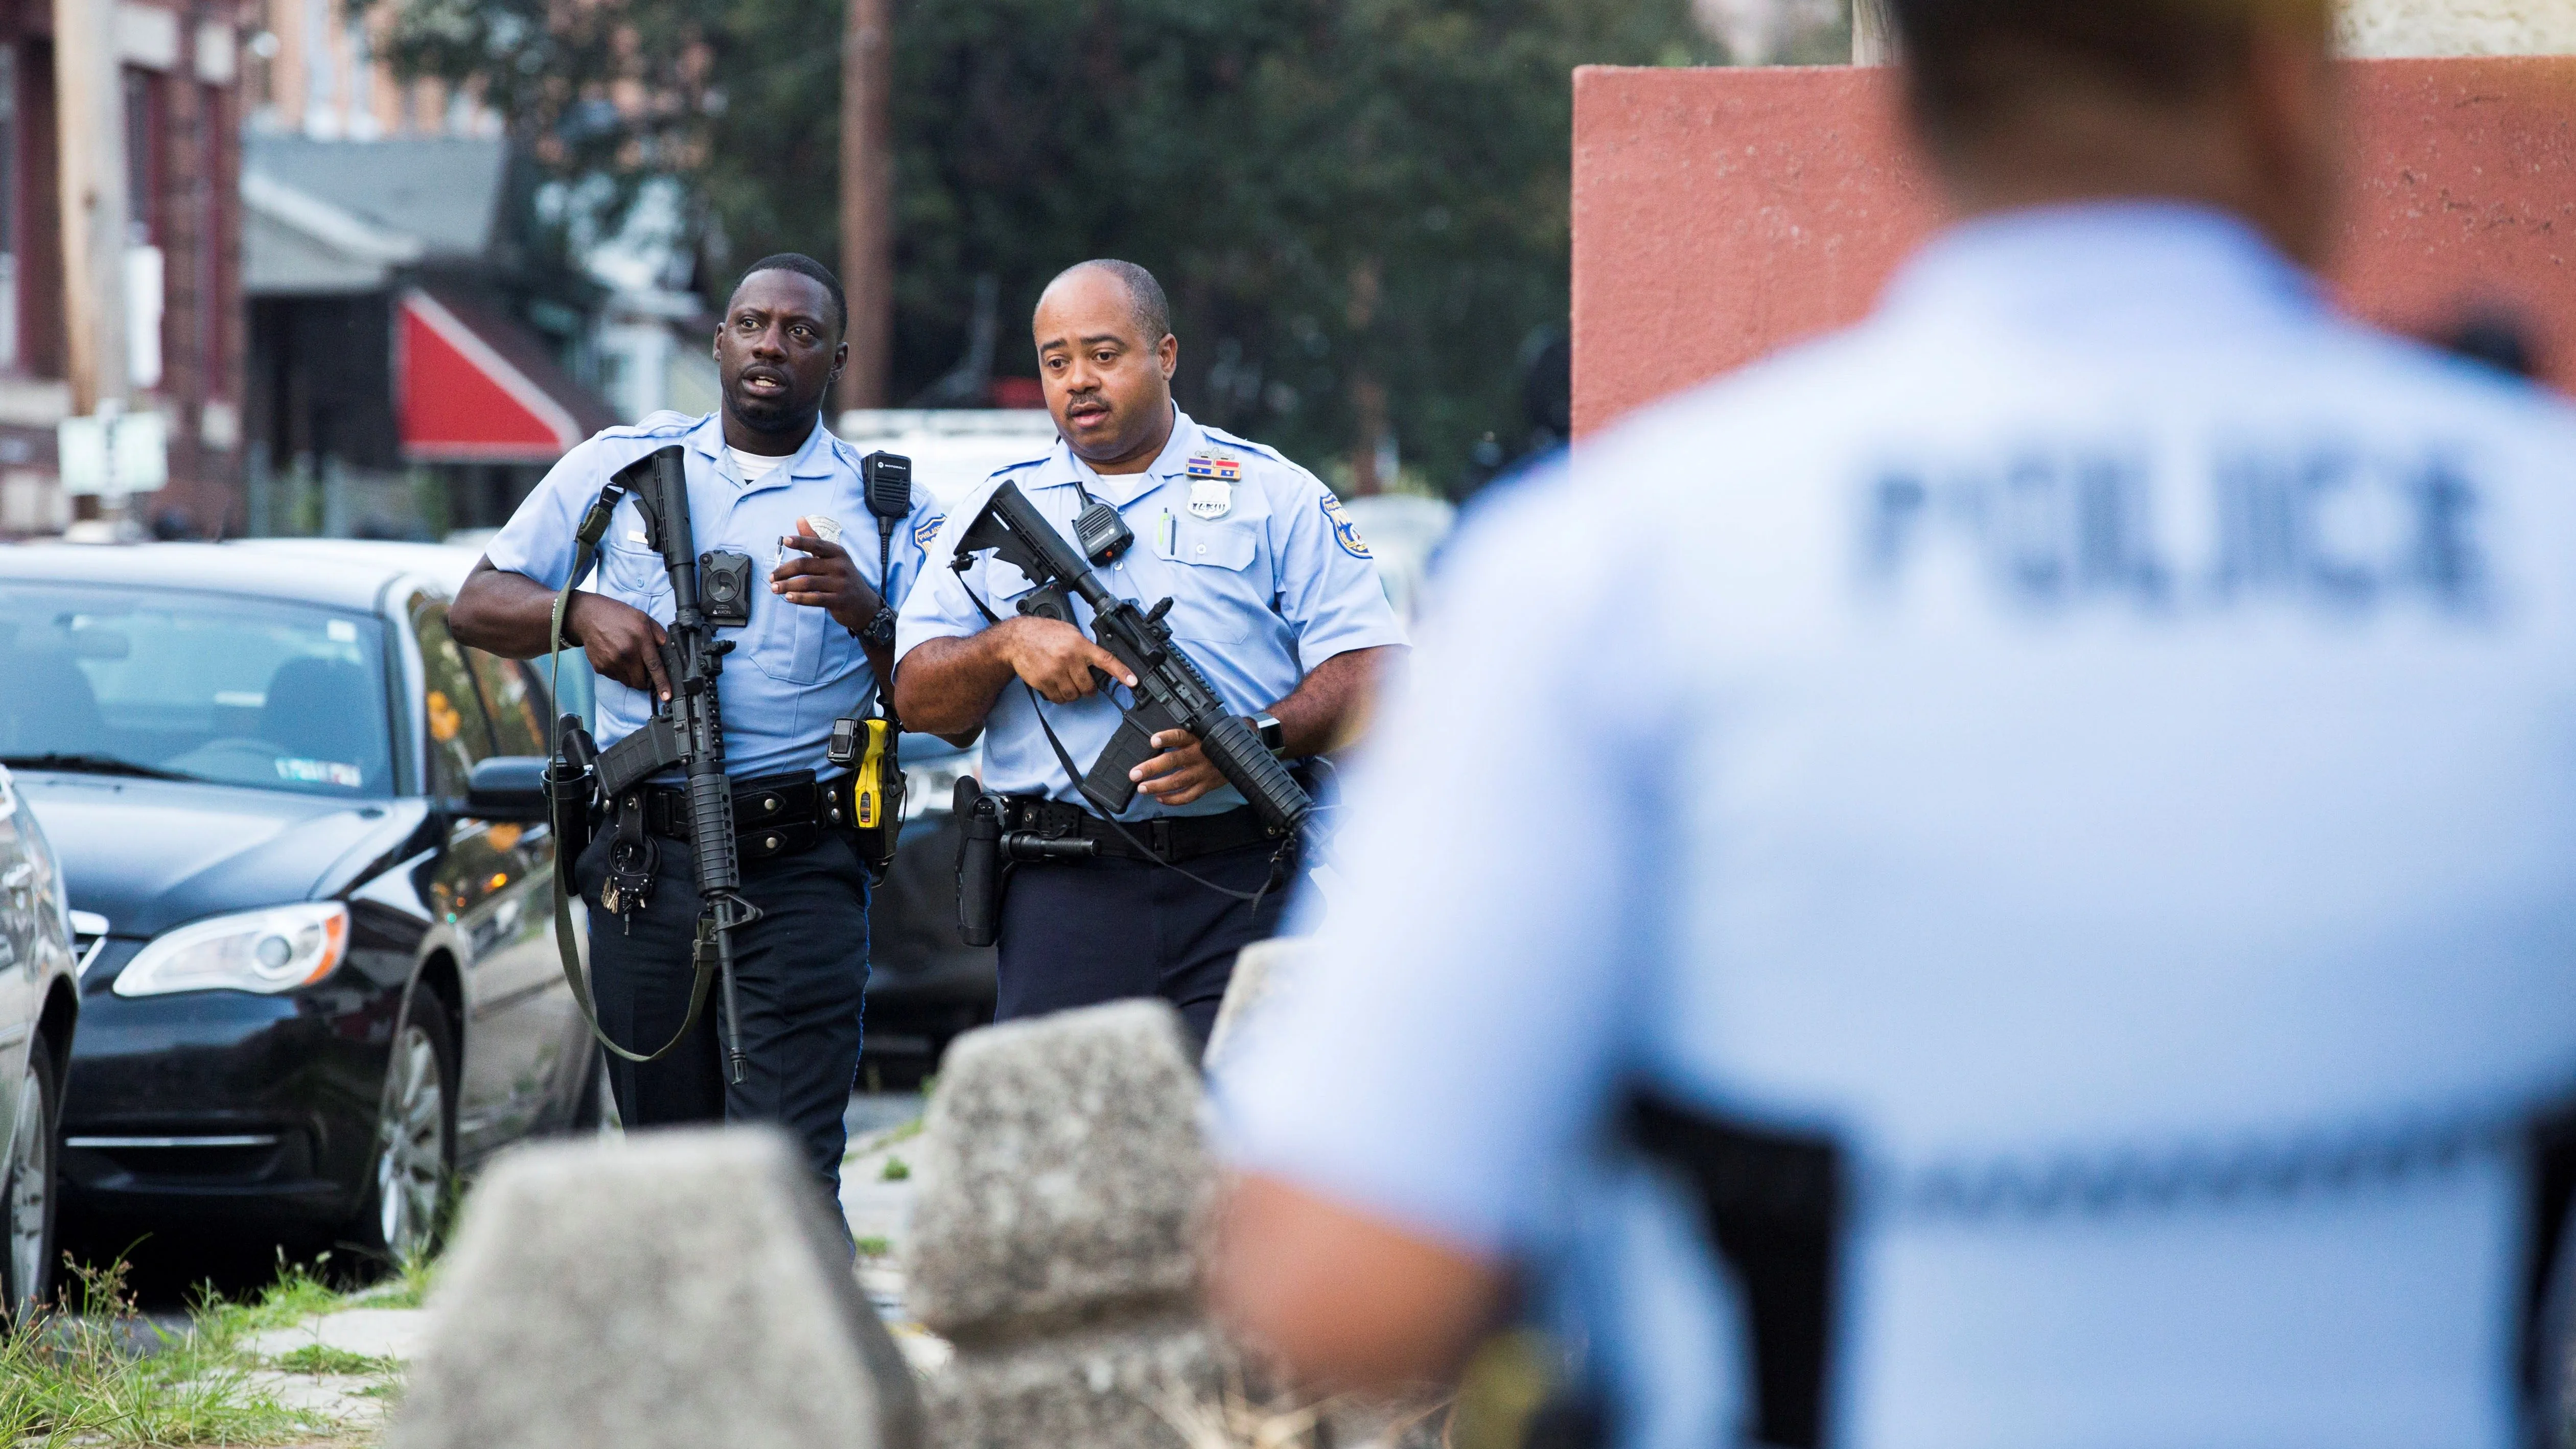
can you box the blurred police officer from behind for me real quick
[451,254,937,1202]
[896,261,1407,1048]
[1215,4,2576,1446]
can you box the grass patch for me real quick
[853,1236,892,1259]
[273,1343,396,1377]
[350,1244,439,1312]
[0,1244,426,1446]
[879,1156,911,1183]
[0,1258,337,1447]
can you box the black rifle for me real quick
[952,480,1310,834]
[571,444,757,1085]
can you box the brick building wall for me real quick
[0,0,248,538]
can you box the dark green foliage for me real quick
[367,0,1720,493]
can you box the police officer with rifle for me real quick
[451,255,937,1209]
[898,260,1409,1050]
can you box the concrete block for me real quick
[1203,936,1305,1071]
[2340,0,2576,57]
[923,1316,1227,1449]
[387,1127,922,1449]
[904,1000,1212,1341]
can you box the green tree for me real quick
[369,0,1721,494]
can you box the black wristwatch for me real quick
[1251,712,1286,757]
[856,606,898,649]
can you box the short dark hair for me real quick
[1049,260,1173,343]
[1894,0,2324,147]
[736,253,848,337]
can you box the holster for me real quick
[955,776,1005,948]
[853,721,904,884]
[546,714,599,866]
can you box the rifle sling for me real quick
[548,485,717,1067]
[957,571,1283,906]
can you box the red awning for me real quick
[396,289,610,464]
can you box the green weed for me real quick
[273,1343,394,1376]
[879,1156,911,1182]
[0,1257,333,1447]
[854,1236,892,1259]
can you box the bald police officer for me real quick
[1215,3,2576,1446]
[452,254,936,1201]
[896,260,1406,1047]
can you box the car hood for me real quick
[14,773,428,938]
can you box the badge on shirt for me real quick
[1186,454,1240,519]
[1188,478,1234,520]
[915,512,946,547]
[1320,492,1371,559]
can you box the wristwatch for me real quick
[857,606,898,649]
[1251,712,1287,757]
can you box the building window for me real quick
[124,69,157,244]
[200,84,224,399]
[0,45,20,372]
[123,69,164,391]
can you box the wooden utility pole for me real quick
[1854,0,1897,64]
[838,0,894,412]
[55,0,131,413]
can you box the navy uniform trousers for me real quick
[575,827,869,1201]
[995,840,1289,1052]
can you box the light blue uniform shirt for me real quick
[1218,205,2576,1449]
[485,410,935,782]
[895,407,1407,817]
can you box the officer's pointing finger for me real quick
[1089,644,1139,689]
[641,641,671,702]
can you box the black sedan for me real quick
[0,544,602,1260]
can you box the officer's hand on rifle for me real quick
[993,617,1138,706]
[566,592,674,702]
[771,519,884,636]
[1131,730,1224,805]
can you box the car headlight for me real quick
[114,903,351,998]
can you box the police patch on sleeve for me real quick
[1320,493,1371,559]
[915,513,946,547]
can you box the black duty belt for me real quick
[1005,796,1285,865]
[629,771,864,865]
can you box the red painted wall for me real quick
[1572,57,2576,435]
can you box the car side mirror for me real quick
[465,756,551,823]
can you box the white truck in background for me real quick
[835,410,1062,512]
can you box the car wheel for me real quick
[355,992,454,1262]
[2,1036,58,1322]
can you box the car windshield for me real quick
[0,583,393,799]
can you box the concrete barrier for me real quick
[387,1128,921,1449]
[906,1000,1233,1446]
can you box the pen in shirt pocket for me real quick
[1162,509,1176,555]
